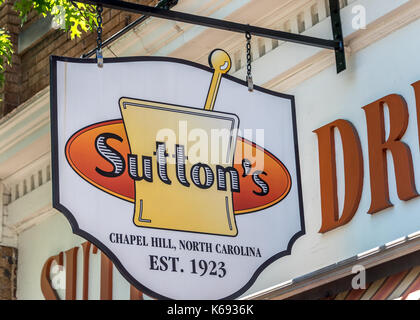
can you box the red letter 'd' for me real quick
[314,119,364,233]
[363,94,418,214]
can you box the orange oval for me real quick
[65,120,291,214]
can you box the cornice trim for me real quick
[243,231,420,300]
[264,0,420,92]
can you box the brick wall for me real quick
[0,0,157,117]
[0,246,17,300]
[0,1,21,117]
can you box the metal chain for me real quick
[246,31,253,92]
[96,4,104,68]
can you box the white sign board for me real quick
[50,53,304,299]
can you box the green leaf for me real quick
[0,28,13,88]
[12,1,97,36]
[1,1,98,90]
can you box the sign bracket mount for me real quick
[75,0,347,73]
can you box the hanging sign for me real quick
[50,50,304,299]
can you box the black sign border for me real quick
[50,55,306,300]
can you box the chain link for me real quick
[96,5,103,49]
[96,4,104,68]
[245,31,253,92]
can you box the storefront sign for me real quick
[41,241,144,300]
[314,81,420,232]
[50,51,304,299]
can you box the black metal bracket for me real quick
[76,0,346,73]
[329,0,346,73]
[81,0,178,58]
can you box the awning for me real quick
[331,266,420,300]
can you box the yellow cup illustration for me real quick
[120,48,239,236]
[120,98,239,236]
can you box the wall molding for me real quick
[243,231,420,300]
[264,0,420,92]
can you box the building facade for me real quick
[0,0,419,300]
